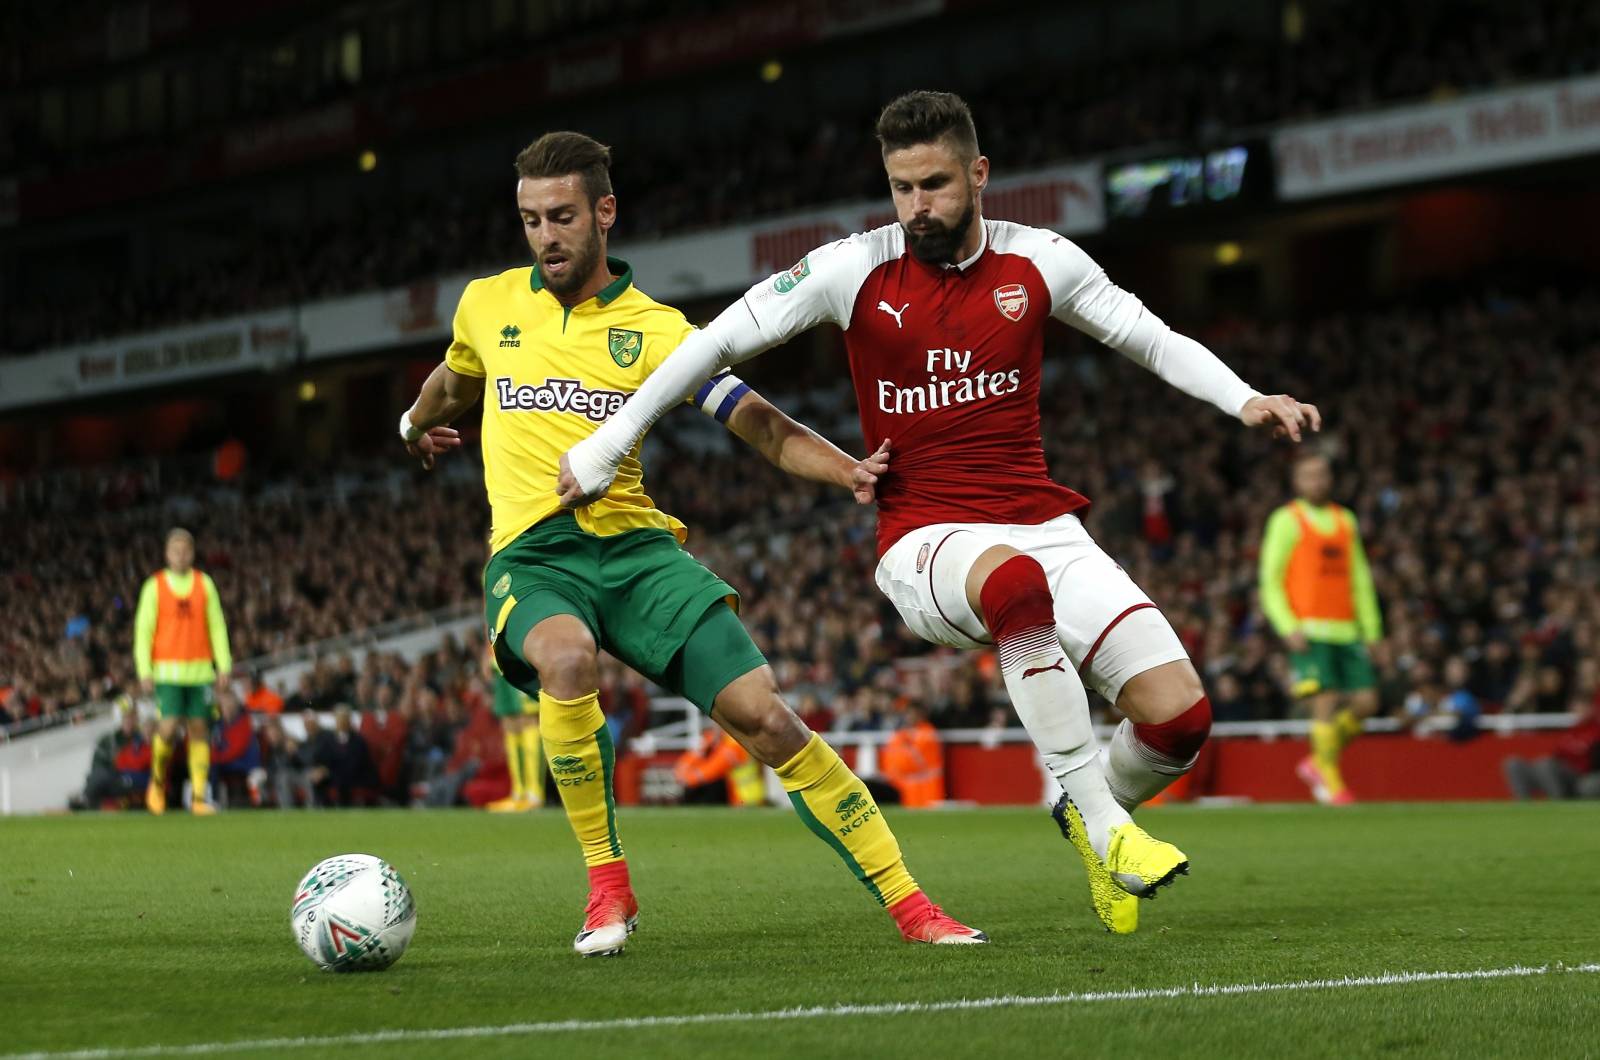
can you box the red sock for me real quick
[887,889,930,929]
[1134,696,1212,762]
[588,860,631,893]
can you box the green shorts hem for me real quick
[656,602,768,715]
[154,683,215,720]
[1290,641,1377,697]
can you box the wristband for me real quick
[399,410,424,444]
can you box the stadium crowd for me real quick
[9,0,1600,353]
[8,284,1599,762]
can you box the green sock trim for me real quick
[595,721,622,859]
[787,792,886,907]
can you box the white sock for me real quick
[1102,718,1194,812]
[997,624,1130,859]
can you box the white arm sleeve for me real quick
[564,302,768,494]
[1031,231,1261,418]
[565,238,868,496]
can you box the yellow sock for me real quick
[1334,708,1363,751]
[539,691,622,867]
[1310,720,1346,795]
[504,729,526,799]
[152,734,174,787]
[776,733,919,908]
[188,740,210,804]
[520,723,544,806]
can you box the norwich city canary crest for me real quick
[608,327,643,368]
[492,573,511,599]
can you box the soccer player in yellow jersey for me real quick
[1259,454,1384,804]
[399,131,983,955]
[133,528,232,815]
[483,647,544,812]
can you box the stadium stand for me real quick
[5,0,1600,352]
[6,284,1597,750]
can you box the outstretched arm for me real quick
[1045,236,1320,440]
[724,390,890,505]
[558,300,772,505]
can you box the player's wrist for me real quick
[399,409,424,444]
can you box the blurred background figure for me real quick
[674,727,766,806]
[879,704,945,809]
[1503,699,1600,801]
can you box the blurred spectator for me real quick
[209,692,262,806]
[308,706,376,807]
[879,704,945,808]
[73,703,151,810]
[674,728,764,806]
[1502,698,1600,799]
[244,671,284,715]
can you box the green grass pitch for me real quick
[3,803,1596,1059]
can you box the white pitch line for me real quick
[6,962,1596,1060]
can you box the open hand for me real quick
[1241,394,1321,442]
[406,426,462,470]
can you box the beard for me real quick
[903,198,976,265]
[536,222,604,297]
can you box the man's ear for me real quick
[970,155,990,195]
[594,194,617,235]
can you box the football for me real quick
[290,854,417,972]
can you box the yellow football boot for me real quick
[1051,795,1139,934]
[1105,819,1189,897]
[145,782,166,816]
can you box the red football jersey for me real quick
[740,220,1258,556]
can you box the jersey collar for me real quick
[947,220,988,272]
[528,256,634,306]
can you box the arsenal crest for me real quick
[994,283,1029,322]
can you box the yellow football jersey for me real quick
[447,257,747,554]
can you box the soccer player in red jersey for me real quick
[560,92,1319,934]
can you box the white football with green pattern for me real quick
[290,854,417,972]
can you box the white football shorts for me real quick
[873,513,1190,704]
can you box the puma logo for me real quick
[1022,658,1067,680]
[877,300,910,328]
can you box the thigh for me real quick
[1027,516,1188,703]
[1332,644,1377,692]
[596,528,741,681]
[873,523,1004,650]
[484,518,602,696]
[154,685,186,720]
[650,602,768,716]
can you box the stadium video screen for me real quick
[1105,143,1271,220]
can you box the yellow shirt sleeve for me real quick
[640,309,697,380]
[444,282,486,378]
[1344,511,1384,643]
[203,572,233,676]
[1258,506,1302,638]
[133,576,158,681]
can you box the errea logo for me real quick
[499,324,521,347]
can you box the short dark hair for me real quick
[875,91,980,160]
[514,131,613,203]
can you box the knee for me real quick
[1126,682,1212,763]
[976,553,1054,633]
[526,630,598,698]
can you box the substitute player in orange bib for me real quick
[561,91,1319,935]
[133,528,232,815]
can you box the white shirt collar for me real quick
[946,219,988,272]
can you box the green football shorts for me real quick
[491,674,538,719]
[154,683,215,720]
[484,513,766,713]
[1290,641,1377,698]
